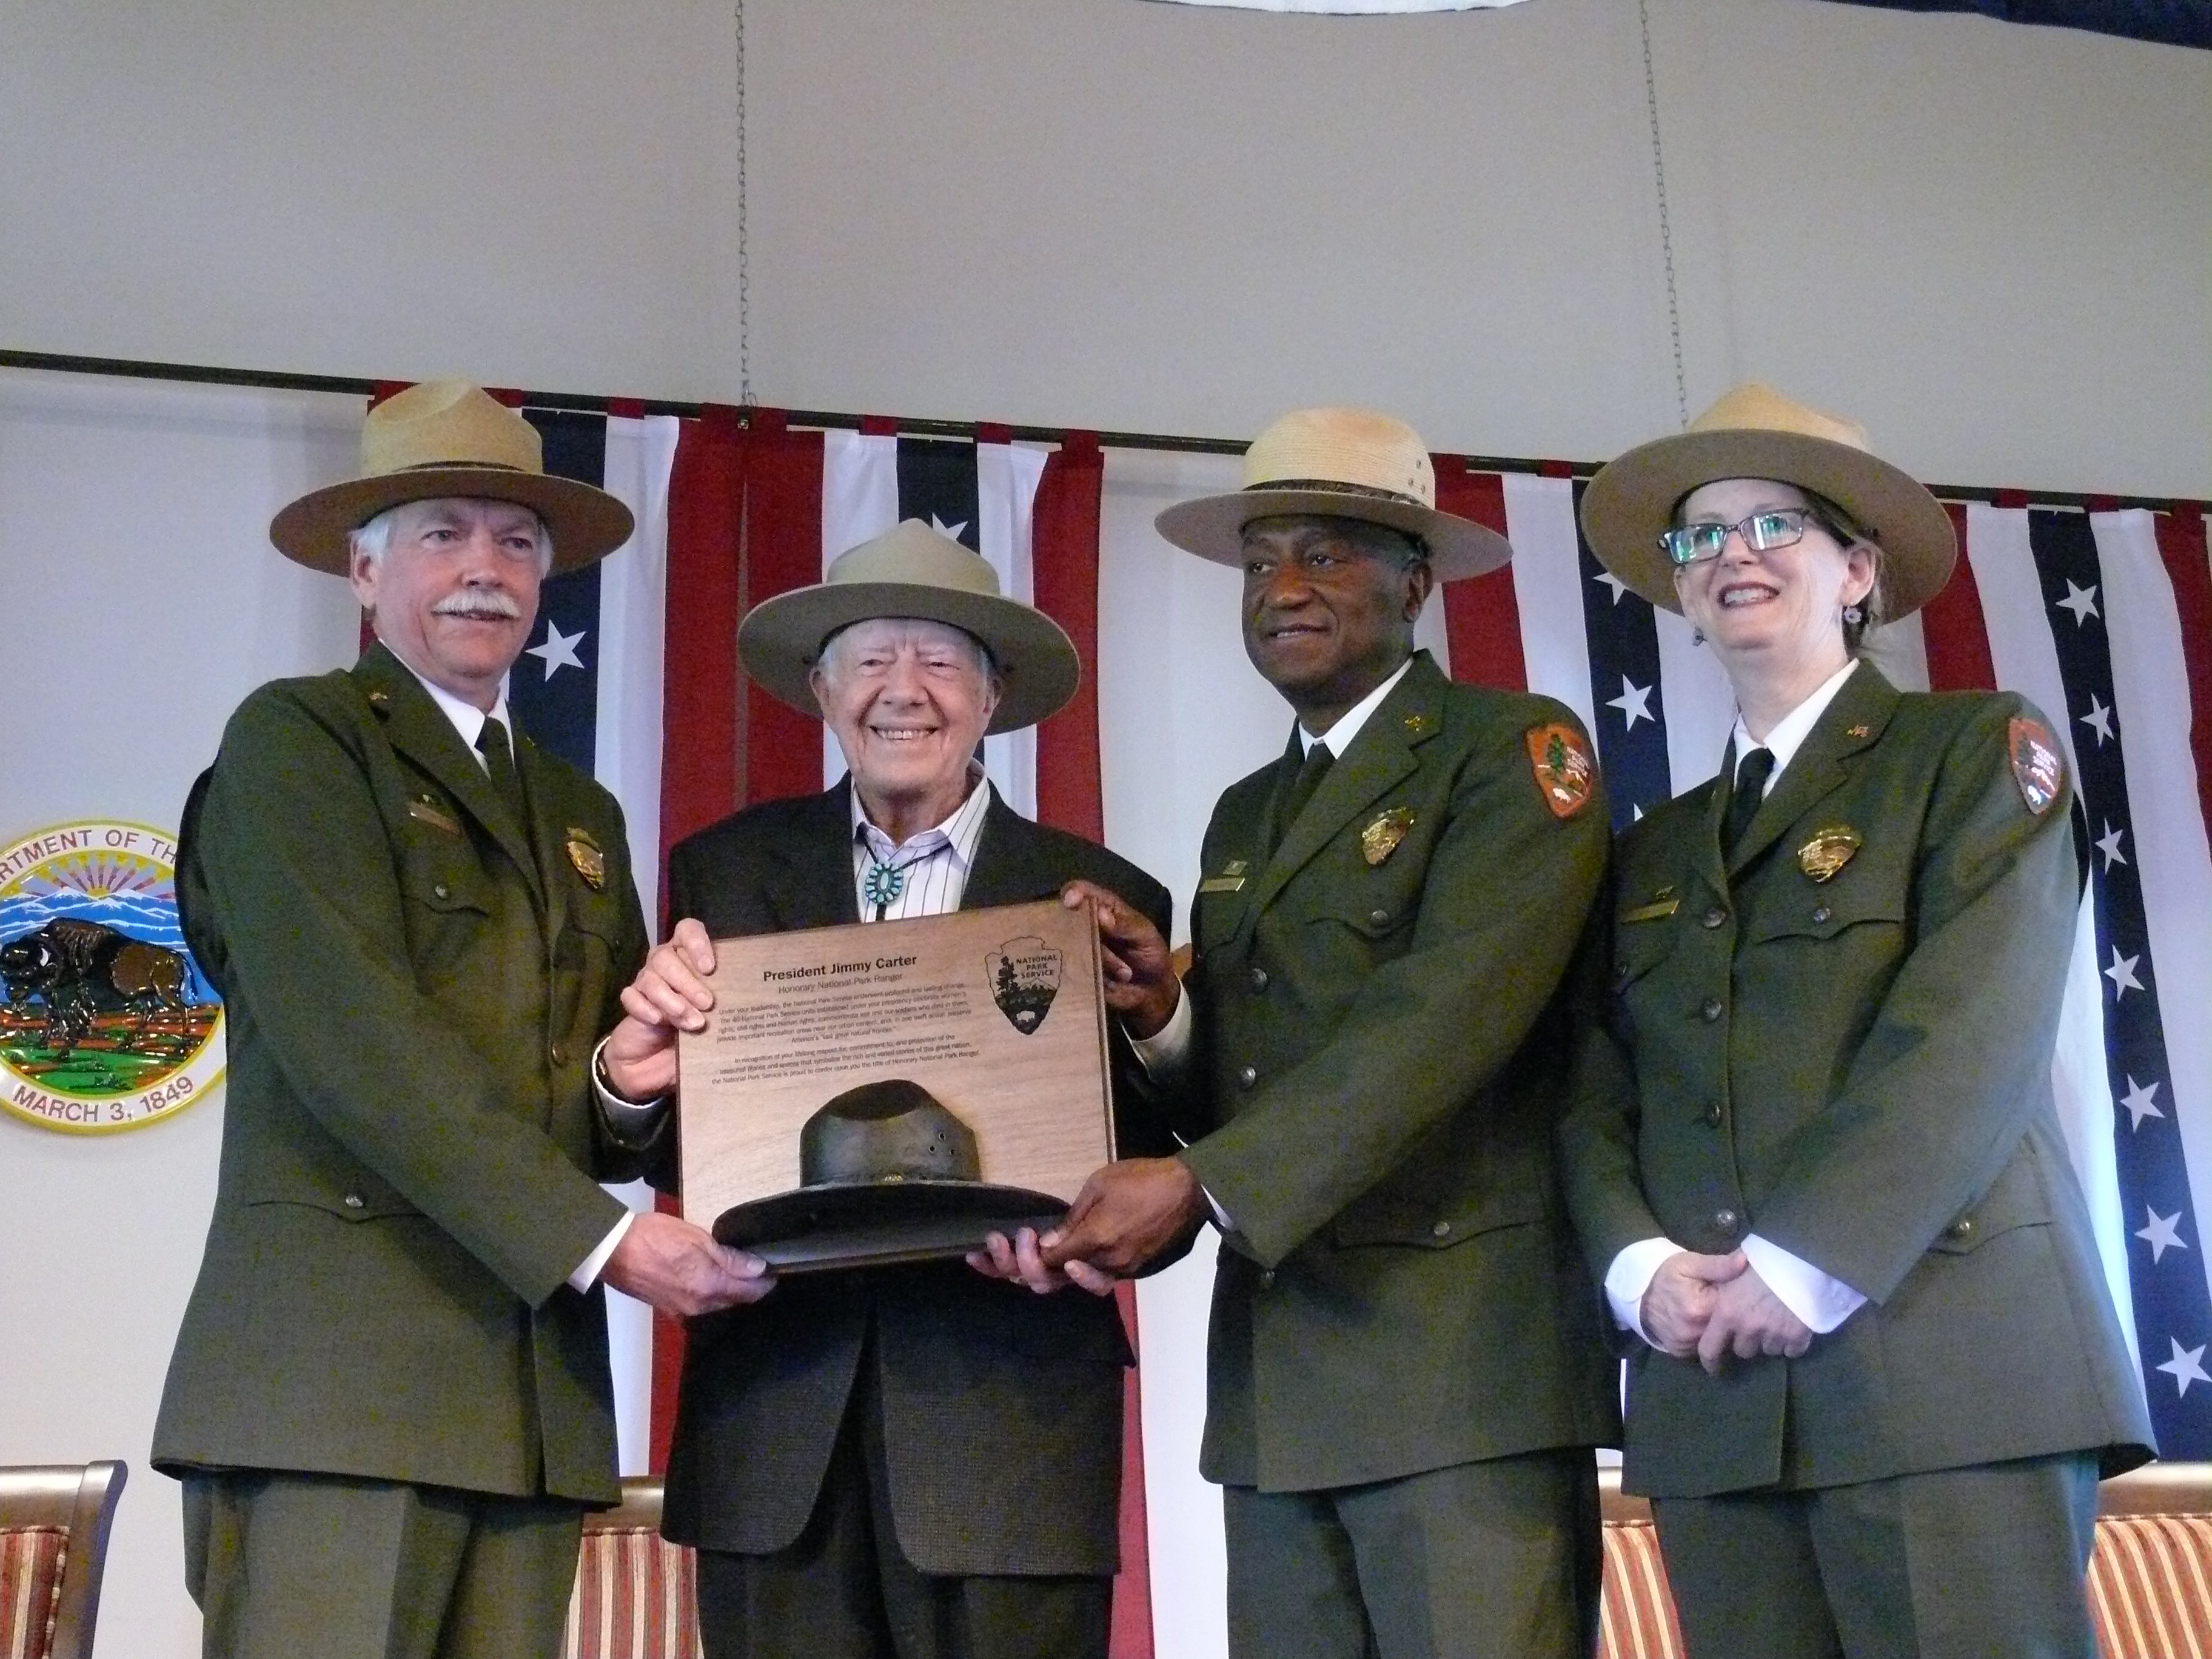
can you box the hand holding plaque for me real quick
[677,897,1116,1272]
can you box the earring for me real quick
[1842,604,1865,626]
[1691,626,1705,646]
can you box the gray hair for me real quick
[348,501,554,577]
[815,618,996,685]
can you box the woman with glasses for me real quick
[1561,384,2150,1658]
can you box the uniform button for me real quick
[1430,1221,1453,1239]
[1700,998,1723,1022]
[432,882,451,900]
[1713,1208,1738,1232]
[1948,1218,1974,1239]
[1259,1269,1276,1289]
[1369,909,1391,927]
[550,1042,569,1067]
[1701,906,1728,930]
[343,1193,364,1210]
[1238,1064,1258,1088]
[1812,905,1833,925]
[1614,964,1633,989]
[1249,966,1270,991]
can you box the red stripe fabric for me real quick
[1919,502,1999,694]
[1033,433,1107,843]
[0,1526,65,1659]
[2153,504,2212,859]
[1432,463,1527,691]
[739,412,827,807]
[1027,431,1155,1658]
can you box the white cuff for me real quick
[592,1035,670,1142]
[1125,982,1191,1078]
[568,1210,635,1292]
[1604,1237,1682,1347]
[1741,1233,1866,1334]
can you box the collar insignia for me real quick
[1846,723,1872,739]
[1403,711,1438,738]
[565,827,607,890]
[1361,807,1415,866]
[1797,825,1863,882]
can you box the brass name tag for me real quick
[1198,876,1247,894]
[1622,898,1679,923]
[406,797,461,835]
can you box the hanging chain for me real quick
[734,0,752,408]
[1637,0,1689,431]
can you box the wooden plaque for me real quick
[677,897,1114,1270]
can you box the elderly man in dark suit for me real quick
[599,518,1181,1659]
[1040,409,1620,1659]
[153,382,769,1659]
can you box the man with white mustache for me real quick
[155,383,768,1659]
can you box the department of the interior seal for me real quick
[0,820,226,1133]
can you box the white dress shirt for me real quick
[1604,657,1871,1344]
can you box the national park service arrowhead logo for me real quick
[2009,717,2064,816]
[987,935,1062,1035]
[1525,722,1595,820]
[0,821,226,1133]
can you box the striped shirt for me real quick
[850,770,994,922]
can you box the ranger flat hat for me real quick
[270,380,635,576]
[738,518,1081,734]
[1578,383,1957,618]
[1154,406,1513,580]
[710,1079,1065,1272]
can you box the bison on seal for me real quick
[1,917,195,1055]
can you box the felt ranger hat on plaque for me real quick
[269,380,635,576]
[710,1079,1067,1270]
[1154,406,1514,580]
[1578,382,1957,617]
[738,518,1082,734]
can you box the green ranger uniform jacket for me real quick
[153,643,652,1506]
[1560,664,2153,1498]
[1177,652,1620,1493]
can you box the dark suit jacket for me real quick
[657,781,1176,1577]
[1176,652,1620,1494]
[1560,664,2154,1497]
[153,643,652,1504]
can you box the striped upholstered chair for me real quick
[0,1461,126,1659]
[567,1478,700,1659]
[1595,1462,2212,1659]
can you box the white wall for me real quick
[2,0,2205,491]
[2,4,2208,1655]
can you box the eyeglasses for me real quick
[1657,508,1837,568]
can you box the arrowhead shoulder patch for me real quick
[2008,716,2064,815]
[1526,722,1595,820]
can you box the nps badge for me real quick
[1797,826,1863,883]
[1525,723,1595,820]
[1361,808,1414,866]
[564,826,607,890]
[0,820,226,1133]
[2009,717,2064,816]
[987,935,1062,1035]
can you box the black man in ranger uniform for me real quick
[1040,408,1619,1659]
[1561,383,2152,1658]
[154,382,770,1659]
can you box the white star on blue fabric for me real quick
[2097,821,2128,872]
[1607,676,1655,732]
[2105,947,2144,997]
[2156,1337,2210,1396]
[930,514,970,543]
[2056,579,2102,628]
[1593,569,1631,605]
[2120,1076,2165,1130]
[525,620,586,680]
[2138,1208,2190,1263]
[2079,694,2114,748]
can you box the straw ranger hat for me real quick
[738,518,1081,734]
[270,380,635,575]
[1155,407,1513,580]
[1578,383,1956,618]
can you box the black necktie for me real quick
[1272,742,1336,852]
[1721,747,1776,856]
[476,716,529,828]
